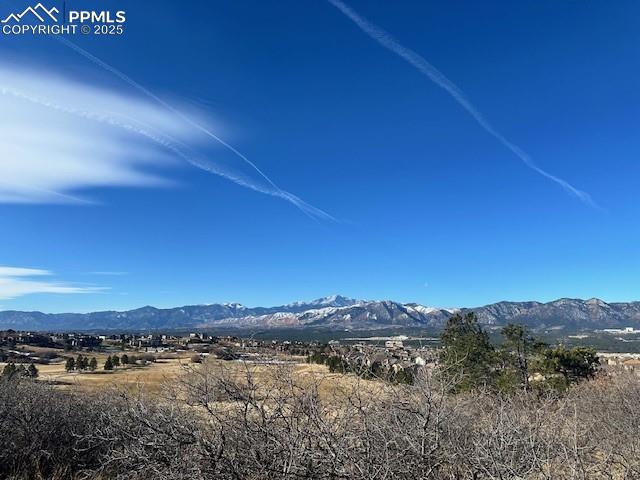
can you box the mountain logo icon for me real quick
[1,3,59,23]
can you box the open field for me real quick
[0,355,377,398]
[0,355,190,393]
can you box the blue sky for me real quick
[0,0,638,312]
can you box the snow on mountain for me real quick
[1,296,640,331]
[285,295,359,309]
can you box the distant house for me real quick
[414,356,427,366]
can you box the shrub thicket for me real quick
[1,357,639,479]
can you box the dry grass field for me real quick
[194,359,389,403]
[0,353,379,399]
[0,354,190,393]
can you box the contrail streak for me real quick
[53,37,335,222]
[0,85,333,221]
[328,0,599,209]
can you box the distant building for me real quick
[600,327,639,334]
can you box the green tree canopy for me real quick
[439,312,494,393]
[27,363,38,378]
[544,346,599,388]
[76,355,87,371]
[497,323,541,392]
[65,357,76,372]
[104,356,113,371]
[2,363,17,378]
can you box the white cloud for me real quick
[0,266,106,300]
[0,266,50,277]
[0,65,195,204]
[0,60,334,220]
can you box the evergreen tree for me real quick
[2,362,17,378]
[544,346,599,388]
[112,355,120,368]
[27,363,38,378]
[65,357,76,372]
[104,356,114,371]
[89,357,98,371]
[498,324,538,392]
[439,312,495,393]
[121,354,129,365]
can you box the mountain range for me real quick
[2,295,640,332]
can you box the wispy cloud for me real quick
[0,266,107,300]
[0,267,51,277]
[0,67,182,204]
[328,0,599,209]
[0,58,334,220]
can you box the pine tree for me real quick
[2,362,17,378]
[439,312,495,393]
[121,354,129,365]
[27,363,38,378]
[77,354,87,371]
[65,357,76,372]
[543,346,599,388]
[496,324,537,392]
[104,356,114,371]
[112,355,120,368]
[89,357,98,371]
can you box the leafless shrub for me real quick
[2,363,640,479]
[0,377,105,479]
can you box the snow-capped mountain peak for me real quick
[286,295,360,309]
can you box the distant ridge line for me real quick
[1,296,639,332]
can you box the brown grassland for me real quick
[0,354,379,399]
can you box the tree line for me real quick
[65,353,137,372]
[1,362,38,379]
[439,313,599,393]
[65,354,98,372]
[308,313,599,392]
